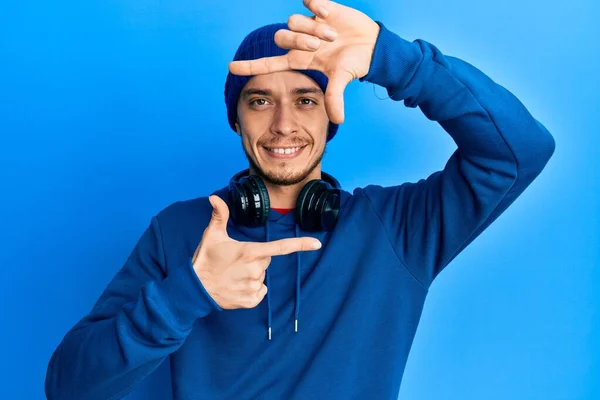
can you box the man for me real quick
[45,0,555,399]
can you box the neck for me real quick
[250,166,323,209]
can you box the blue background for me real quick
[1,0,598,399]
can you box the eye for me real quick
[299,98,317,106]
[249,98,268,107]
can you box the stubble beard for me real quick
[241,137,327,186]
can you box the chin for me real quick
[241,136,327,186]
[248,153,325,186]
[261,168,312,186]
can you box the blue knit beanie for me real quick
[224,23,339,142]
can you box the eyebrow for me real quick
[241,87,323,99]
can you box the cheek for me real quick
[305,107,329,127]
[242,134,257,151]
[240,116,270,141]
[240,130,262,154]
[302,112,329,140]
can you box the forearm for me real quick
[359,23,555,285]
[45,261,217,400]
[361,22,555,173]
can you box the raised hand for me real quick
[228,0,380,125]
[192,195,322,310]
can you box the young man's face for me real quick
[235,71,330,186]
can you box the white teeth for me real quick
[268,147,301,155]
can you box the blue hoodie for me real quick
[45,22,555,400]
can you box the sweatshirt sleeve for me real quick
[357,22,555,289]
[45,215,223,400]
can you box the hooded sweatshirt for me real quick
[45,22,555,400]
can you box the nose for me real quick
[270,103,299,136]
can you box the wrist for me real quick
[359,21,424,99]
[358,20,382,80]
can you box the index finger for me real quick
[248,237,322,258]
[229,55,290,76]
[303,0,332,19]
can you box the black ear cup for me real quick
[228,174,270,227]
[228,169,340,231]
[296,180,341,231]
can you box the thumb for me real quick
[325,72,351,125]
[206,195,230,235]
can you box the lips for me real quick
[262,145,307,159]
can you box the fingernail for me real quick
[307,38,320,50]
[319,6,329,18]
[323,28,337,41]
[312,241,322,249]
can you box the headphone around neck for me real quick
[227,169,341,231]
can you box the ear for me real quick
[235,121,241,136]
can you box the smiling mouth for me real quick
[262,145,307,158]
